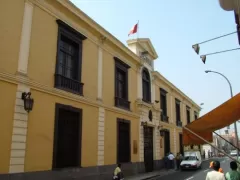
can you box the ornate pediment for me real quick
[127,38,158,61]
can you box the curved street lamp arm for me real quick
[208,71,233,97]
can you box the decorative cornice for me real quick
[153,71,201,111]
[135,99,152,109]
[0,71,139,118]
[53,0,142,65]
[99,35,107,44]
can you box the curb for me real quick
[140,169,176,180]
[202,158,214,162]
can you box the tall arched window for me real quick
[142,68,151,102]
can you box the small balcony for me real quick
[54,74,84,95]
[115,97,130,110]
[177,121,182,127]
[161,113,169,123]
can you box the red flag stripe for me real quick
[128,23,138,36]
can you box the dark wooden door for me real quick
[164,130,170,155]
[144,127,153,172]
[179,134,184,155]
[53,105,82,169]
[117,121,130,163]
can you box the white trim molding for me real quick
[154,127,161,160]
[173,128,177,155]
[139,125,144,162]
[9,84,30,173]
[137,67,143,100]
[97,107,105,165]
[170,94,174,124]
[97,47,103,101]
[151,77,155,104]
[17,1,34,75]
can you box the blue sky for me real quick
[71,0,240,133]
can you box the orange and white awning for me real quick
[183,93,240,145]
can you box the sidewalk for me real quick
[125,169,175,180]
[125,158,214,180]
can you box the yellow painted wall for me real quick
[28,5,98,100]
[0,81,17,173]
[175,129,182,154]
[104,110,139,165]
[170,128,174,153]
[25,89,98,172]
[0,0,24,74]
[81,40,98,99]
[128,69,138,111]
[102,50,114,106]
[28,6,57,87]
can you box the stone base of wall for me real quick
[154,160,164,170]
[0,160,164,180]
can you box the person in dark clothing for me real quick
[164,154,169,170]
[176,153,181,170]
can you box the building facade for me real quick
[218,0,240,11]
[0,0,200,179]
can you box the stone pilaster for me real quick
[9,84,30,173]
[97,107,105,165]
[173,128,177,155]
[97,47,103,102]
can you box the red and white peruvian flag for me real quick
[128,23,138,36]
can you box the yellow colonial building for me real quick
[0,0,200,179]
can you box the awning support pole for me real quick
[213,132,240,151]
[183,127,239,164]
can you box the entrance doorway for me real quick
[164,130,170,155]
[179,134,184,155]
[144,126,154,172]
[52,104,82,169]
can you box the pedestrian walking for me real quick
[206,160,225,180]
[176,153,181,170]
[164,153,169,170]
[225,161,240,180]
[210,161,224,173]
[168,152,175,169]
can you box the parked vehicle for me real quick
[180,151,202,170]
[230,150,238,156]
[218,152,225,157]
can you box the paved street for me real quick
[152,158,231,180]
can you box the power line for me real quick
[202,47,240,56]
[198,31,237,45]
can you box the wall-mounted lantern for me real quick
[160,130,165,137]
[159,128,168,137]
[21,92,34,112]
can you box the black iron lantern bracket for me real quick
[21,92,34,113]
[141,121,148,127]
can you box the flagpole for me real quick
[136,20,140,56]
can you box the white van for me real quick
[180,151,202,170]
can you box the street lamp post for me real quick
[205,70,239,159]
